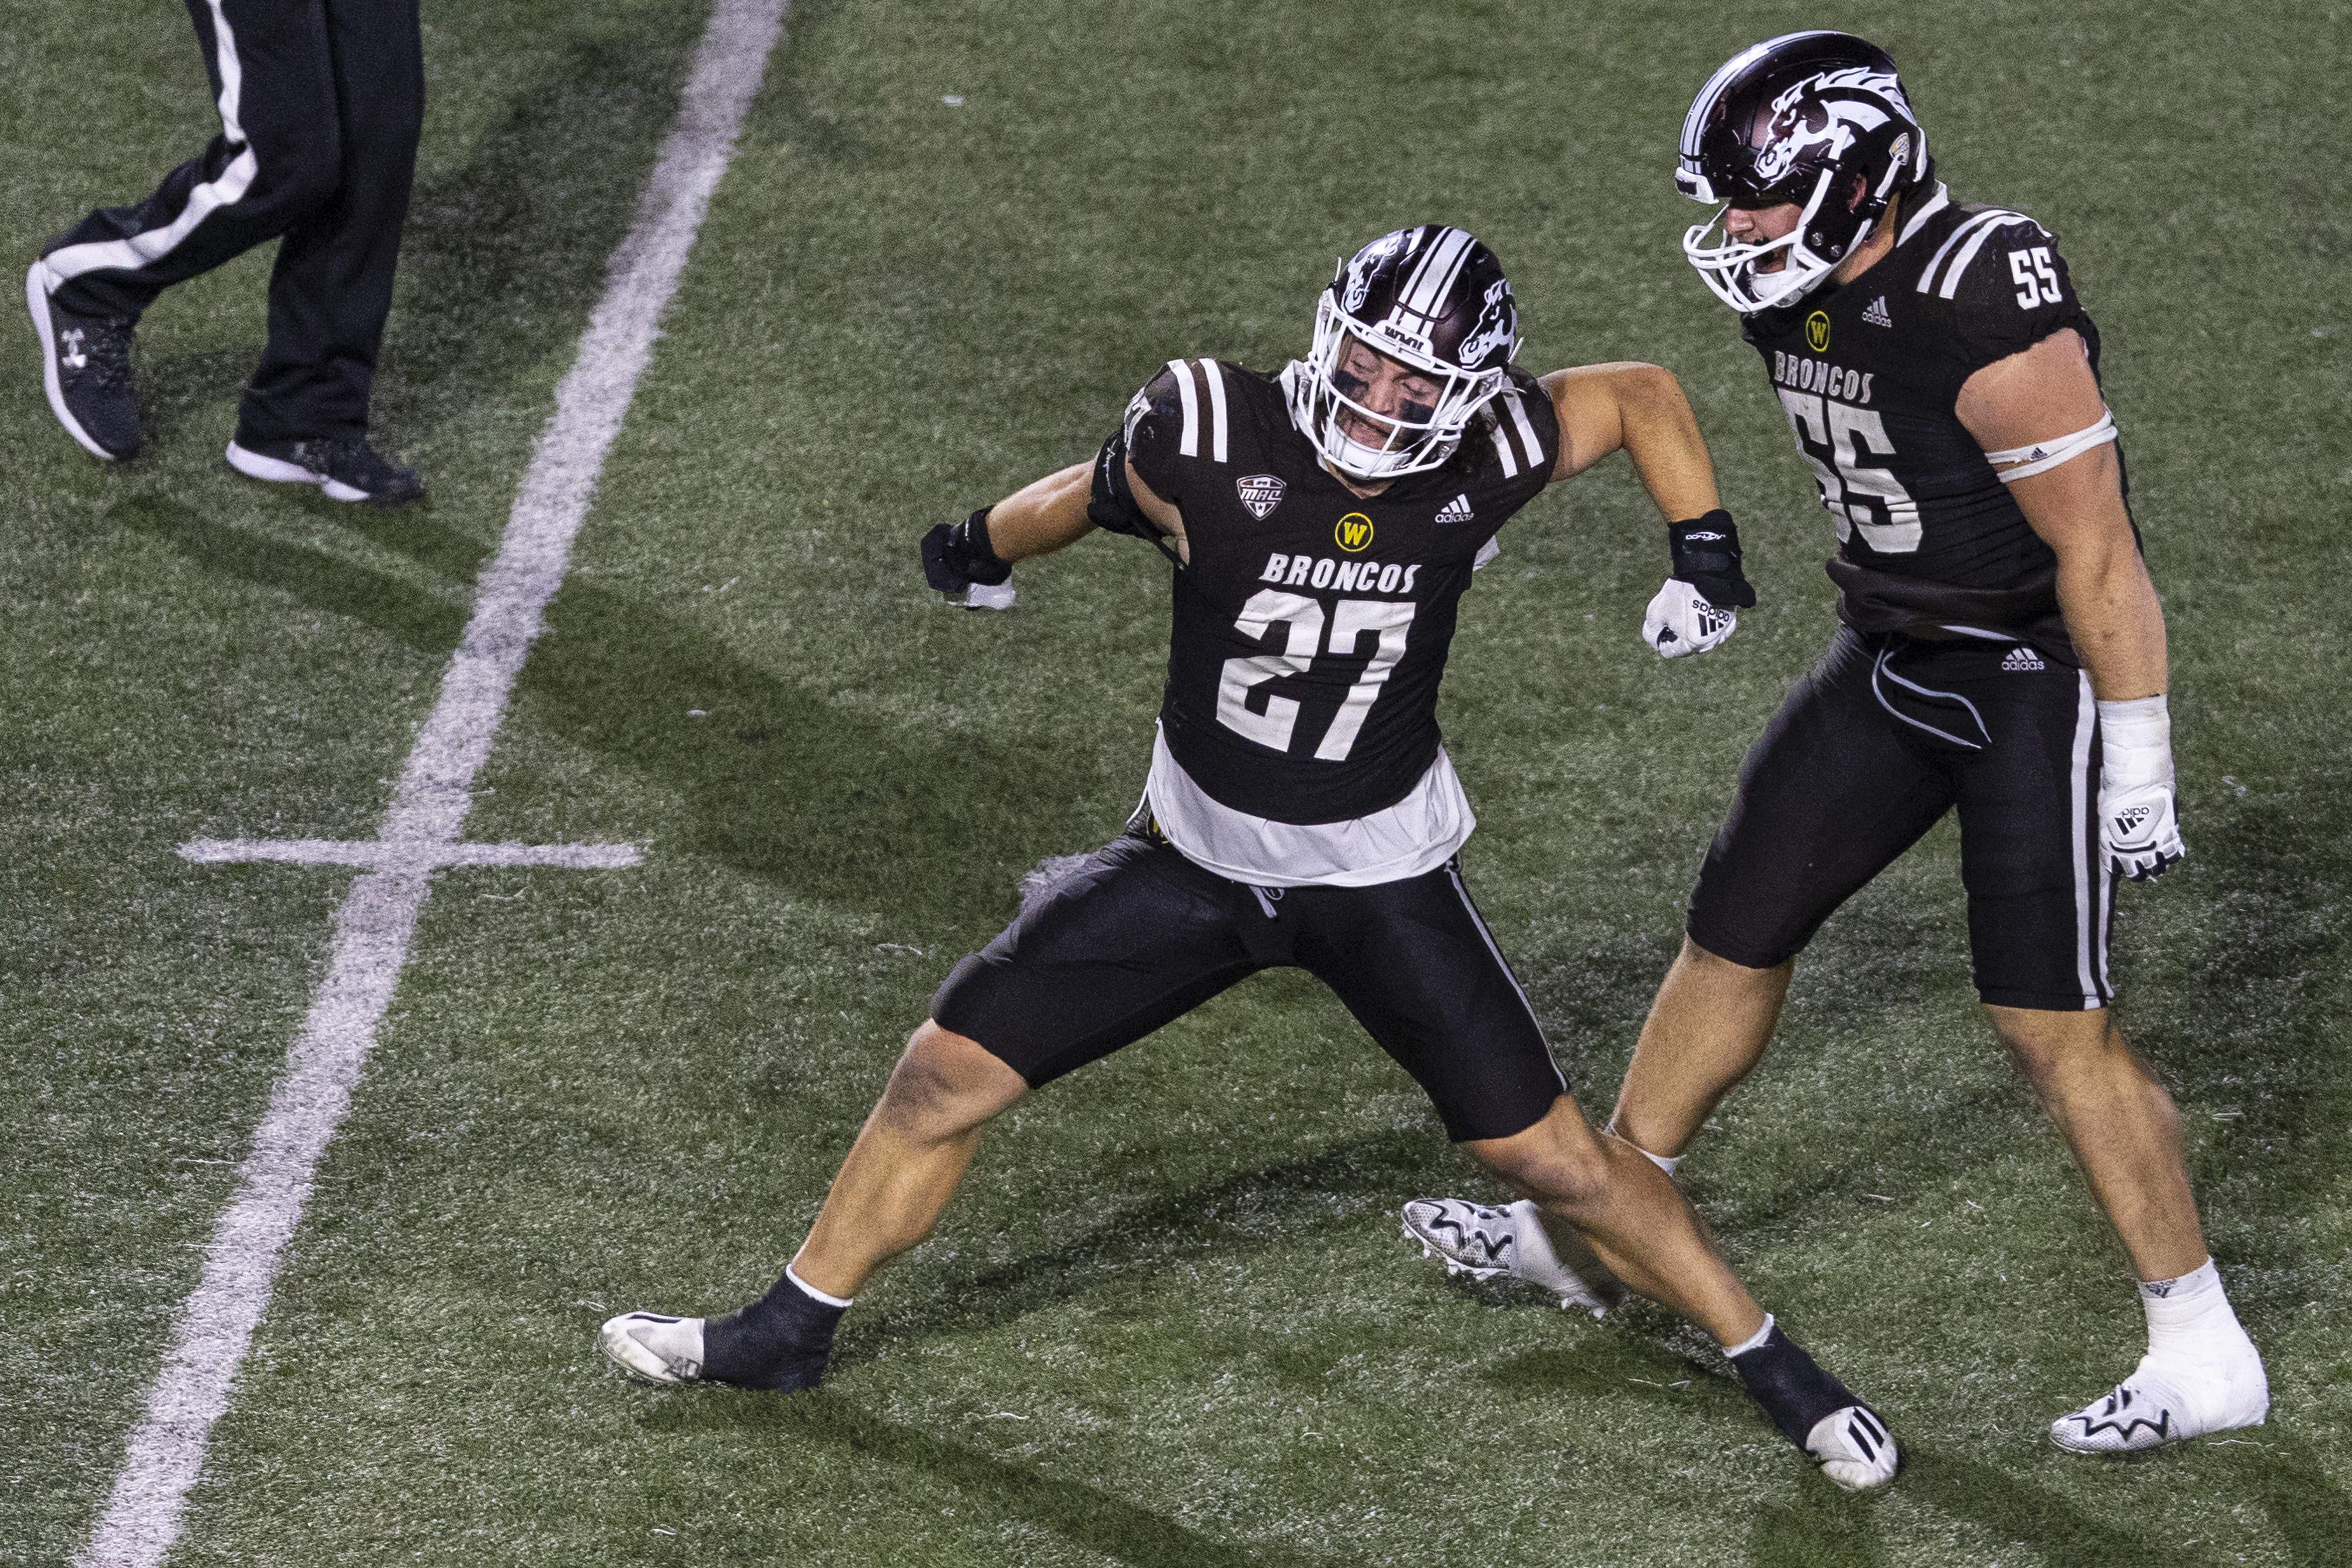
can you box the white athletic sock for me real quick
[1723,1311,1774,1358]
[786,1262,855,1310]
[2139,1257,2246,1368]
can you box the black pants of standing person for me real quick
[36,0,423,446]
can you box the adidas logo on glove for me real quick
[2001,645,2045,672]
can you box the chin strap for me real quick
[1984,409,2117,482]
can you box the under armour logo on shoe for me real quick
[1862,295,1893,327]
[1435,493,1474,524]
[60,328,88,370]
[2000,645,2045,672]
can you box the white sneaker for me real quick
[1808,1405,1899,1491]
[1400,1197,1623,1315]
[599,1311,708,1385]
[2050,1350,2269,1453]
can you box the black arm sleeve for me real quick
[1086,367,1187,544]
[1087,431,1158,540]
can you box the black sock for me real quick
[1730,1323,1866,1449]
[700,1270,846,1392]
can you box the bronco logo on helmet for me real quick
[1675,32,1933,315]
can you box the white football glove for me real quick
[1641,577,1738,659]
[2098,695,2186,880]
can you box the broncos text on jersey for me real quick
[1116,355,1560,826]
[1743,182,2118,662]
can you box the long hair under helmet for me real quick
[1676,31,1933,314]
[1285,225,1518,482]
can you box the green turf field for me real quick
[5,0,2348,1563]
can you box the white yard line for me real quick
[179,838,643,870]
[73,4,791,1565]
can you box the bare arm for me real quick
[983,460,1097,563]
[1957,329,2164,701]
[985,456,1189,566]
[1546,364,1749,659]
[1540,362,1723,518]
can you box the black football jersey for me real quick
[1741,184,2117,659]
[1117,357,1560,825]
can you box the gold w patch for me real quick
[1334,513,1374,553]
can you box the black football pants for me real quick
[39,0,424,444]
[932,832,1570,1142]
[1686,629,2114,1011]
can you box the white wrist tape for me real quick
[2096,694,2173,786]
[1984,409,2117,483]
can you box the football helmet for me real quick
[1676,31,1933,314]
[1286,225,1517,481]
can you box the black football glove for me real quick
[920,507,1012,595]
[1666,510,1756,609]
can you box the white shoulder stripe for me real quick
[1198,357,1229,463]
[1897,182,1950,246]
[1490,422,1519,479]
[1500,388,1544,474]
[1938,211,2044,300]
[1915,209,2012,294]
[1917,209,2040,296]
[1166,357,1200,457]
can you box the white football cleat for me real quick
[1400,1197,1623,1315]
[599,1311,708,1385]
[1808,1405,1899,1491]
[2050,1351,2269,1453]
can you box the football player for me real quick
[1405,34,2268,1455]
[600,225,1899,1489]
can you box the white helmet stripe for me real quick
[1392,225,1443,313]
[1399,226,1476,319]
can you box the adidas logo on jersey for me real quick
[2001,645,2045,672]
[1863,295,1893,328]
[1435,493,1474,524]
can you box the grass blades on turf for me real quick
[4,0,2348,1565]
